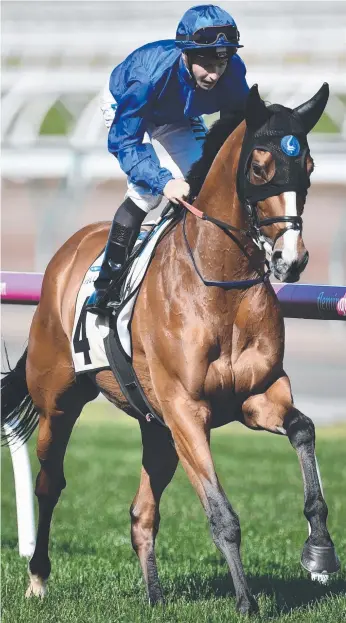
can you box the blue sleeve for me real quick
[108,67,174,195]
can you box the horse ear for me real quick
[245,84,271,130]
[293,83,329,134]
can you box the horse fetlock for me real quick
[25,572,47,599]
[236,593,259,616]
[29,553,51,581]
[304,495,328,526]
[148,594,164,607]
[147,583,165,606]
[301,539,340,575]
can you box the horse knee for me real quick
[207,492,241,551]
[285,410,315,448]
[130,503,160,553]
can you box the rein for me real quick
[179,197,302,290]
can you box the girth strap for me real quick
[104,323,169,430]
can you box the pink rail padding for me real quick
[272,283,346,321]
[1,271,43,304]
[1,271,345,320]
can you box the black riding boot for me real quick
[86,198,146,315]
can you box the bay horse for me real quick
[2,84,340,615]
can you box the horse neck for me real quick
[186,123,263,282]
[195,123,245,225]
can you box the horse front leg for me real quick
[285,408,340,577]
[162,390,258,616]
[242,376,340,578]
[130,421,178,604]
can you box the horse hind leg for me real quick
[26,409,76,599]
[26,375,99,598]
[130,421,178,604]
[242,375,340,578]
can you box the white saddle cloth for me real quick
[71,217,173,374]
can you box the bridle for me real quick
[179,196,303,290]
[244,200,303,246]
[177,81,329,291]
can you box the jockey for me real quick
[87,4,249,315]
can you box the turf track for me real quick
[2,403,345,622]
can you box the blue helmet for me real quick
[175,4,243,52]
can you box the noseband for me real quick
[244,200,303,246]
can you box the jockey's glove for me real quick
[163,179,190,205]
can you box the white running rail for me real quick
[4,424,36,558]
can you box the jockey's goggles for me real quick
[176,25,242,47]
[191,47,237,61]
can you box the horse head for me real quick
[237,83,329,282]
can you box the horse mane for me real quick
[186,111,244,200]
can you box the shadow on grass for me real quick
[168,569,346,614]
[249,574,346,613]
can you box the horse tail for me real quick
[1,348,39,447]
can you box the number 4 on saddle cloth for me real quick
[71,210,177,428]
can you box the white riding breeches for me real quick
[100,83,207,213]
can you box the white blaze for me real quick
[281,192,299,264]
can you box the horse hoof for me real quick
[148,596,164,606]
[237,594,259,616]
[148,588,165,606]
[25,573,47,599]
[301,540,340,575]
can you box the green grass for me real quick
[2,404,346,622]
[40,102,74,135]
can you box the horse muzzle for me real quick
[271,250,309,283]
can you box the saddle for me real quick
[104,203,181,430]
[107,202,181,309]
[72,203,182,431]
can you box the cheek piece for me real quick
[237,107,311,207]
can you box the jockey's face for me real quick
[184,52,228,90]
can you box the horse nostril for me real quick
[272,250,282,262]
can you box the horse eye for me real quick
[252,163,263,176]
